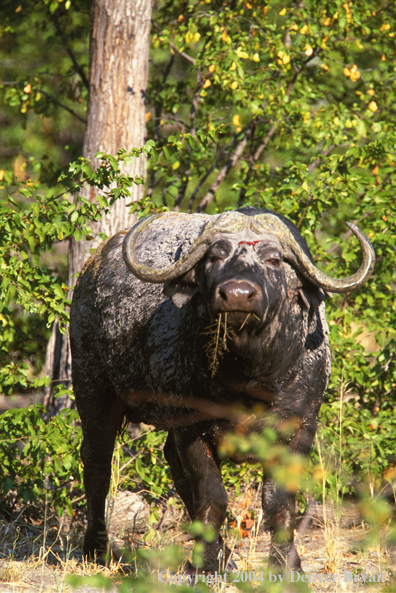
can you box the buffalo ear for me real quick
[163,268,198,308]
[298,285,326,310]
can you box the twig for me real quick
[50,13,89,90]
[307,144,335,173]
[40,90,87,124]
[187,128,248,213]
[238,123,277,206]
[196,129,252,212]
[286,47,322,98]
[152,21,196,65]
[147,55,176,199]
[174,166,191,210]
[237,49,322,207]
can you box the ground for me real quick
[0,487,394,593]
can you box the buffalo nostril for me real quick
[219,287,228,301]
[219,281,257,305]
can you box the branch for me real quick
[196,129,252,213]
[174,167,191,211]
[152,21,196,65]
[286,47,322,97]
[50,13,89,90]
[187,127,250,213]
[40,90,87,124]
[237,123,277,207]
[307,145,334,172]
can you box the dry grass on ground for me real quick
[0,487,395,593]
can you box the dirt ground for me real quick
[0,489,394,593]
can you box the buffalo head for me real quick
[123,208,375,355]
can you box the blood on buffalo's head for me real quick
[122,208,375,336]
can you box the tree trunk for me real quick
[44,0,153,412]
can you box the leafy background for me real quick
[0,0,396,532]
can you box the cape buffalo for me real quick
[70,207,374,571]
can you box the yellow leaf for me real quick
[333,116,340,126]
[185,30,200,43]
[324,17,331,26]
[279,8,286,16]
[15,4,22,12]
[245,1,252,8]
[23,83,32,94]
[343,66,351,77]
[368,101,378,112]
[236,46,249,59]
[20,103,28,114]
[380,23,391,32]
[0,170,5,181]
[172,161,180,170]
[381,54,386,61]
[230,61,237,71]
[230,81,238,90]
[367,88,375,96]
[304,45,313,56]
[232,114,241,128]
[342,3,351,14]
[178,14,184,23]
[203,79,211,89]
[252,53,260,62]
[372,165,379,175]
[145,112,151,122]
[290,24,298,31]
[277,50,290,64]
[349,64,360,82]
[321,63,329,71]
[208,64,215,73]
[300,24,309,34]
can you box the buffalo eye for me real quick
[209,255,221,264]
[266,258,281,268]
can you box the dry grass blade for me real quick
[202,313,235,377]
[238,313,251,332]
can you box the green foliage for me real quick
[1,0,396,568]
[119,430,172,500]
[0,149,145,393]
[312,398,396,499]
[0,404,83,517]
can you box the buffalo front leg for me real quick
[262,476,300,570]
[171,426,231,571]
[78,396,126,561]
[263,404,323,570]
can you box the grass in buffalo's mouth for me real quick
[202,312,235,377]
[203,312,262,376]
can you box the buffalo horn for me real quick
[251,213,375,293]
[123,212,244,283]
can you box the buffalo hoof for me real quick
[225,556,238,571]
[269,543,301,572]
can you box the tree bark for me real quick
[44,0,153,412]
